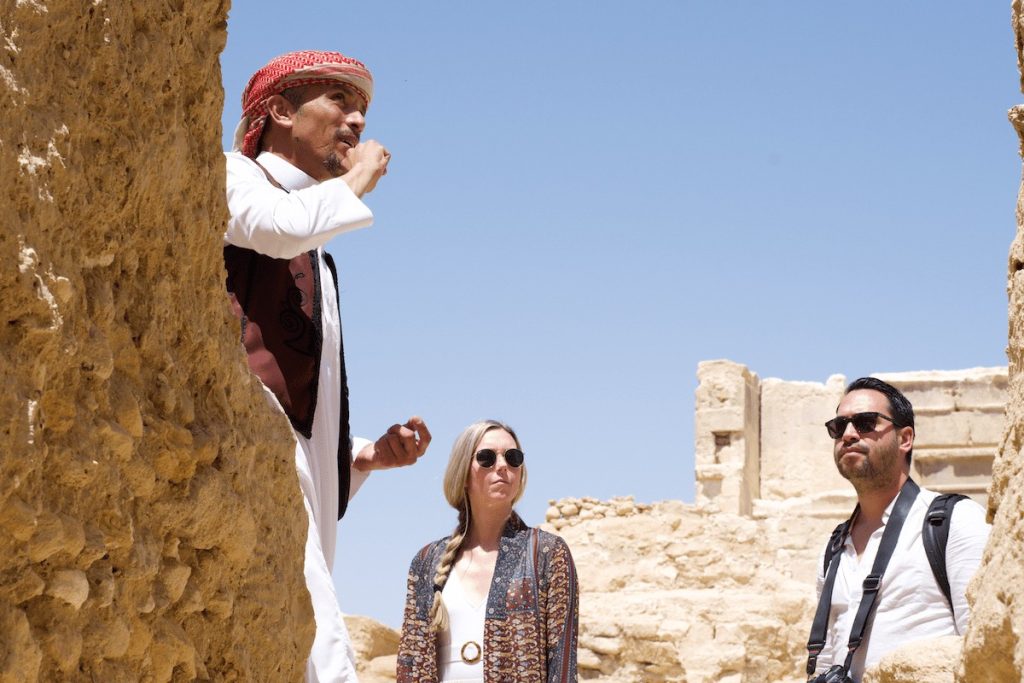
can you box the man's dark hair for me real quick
[845,376,915,463]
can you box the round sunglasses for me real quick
[474,448,525,468]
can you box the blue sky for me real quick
[221,2,1019,628]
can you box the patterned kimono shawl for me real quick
[397,515,579,682]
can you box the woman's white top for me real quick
[437,567,487,683]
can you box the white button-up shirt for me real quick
[813,486,990,681]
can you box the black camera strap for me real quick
[805,478,920,679]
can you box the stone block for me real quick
[862,634,960,683]
[45,569,89,609]
[0,495,36,542]
[955,378,1008,410]
[760,377,845,500]
[968,411,1007,446]
[695,360,757,408]
[696,406,747,433]
[577,647,601,670]
[899,386,956,412]
[914,412,972,447]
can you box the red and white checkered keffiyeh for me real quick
[232,50,374,158]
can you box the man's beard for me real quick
[323,152,344,178]
[836,437,902,492]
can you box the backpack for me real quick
[823,493,968,616]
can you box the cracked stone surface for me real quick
[0,1,313,680]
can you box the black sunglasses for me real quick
[825,412,901,439]
[475,448,524,468]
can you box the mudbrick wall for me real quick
[0,2,313,681]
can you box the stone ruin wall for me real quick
[0,2,314,681]
[695,362,1005,519]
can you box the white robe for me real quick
[225,150,374,682]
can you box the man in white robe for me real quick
[224,50,431,682]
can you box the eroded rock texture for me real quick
[957,3,1024,681]
[0,2,313,680]
[548,497,816,682]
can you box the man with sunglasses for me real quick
[808,377,990,682]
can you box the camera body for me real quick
[809,665,854,683]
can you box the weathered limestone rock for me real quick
[0,2,313,680]
[759,374,846,503]
[695,360,760,516]
[548,498,821,682]
[862,635,960,683]
[958,3,1024,680]
[347,615,400,683]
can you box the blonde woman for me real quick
[397,420,578,682]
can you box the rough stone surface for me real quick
[0,2,313,680]
[694,360,760,516]
[760,375,848,500]
[957,3,1024,680]
[547,497,820,682]
[862,635,960,683]
[347,615,400,683]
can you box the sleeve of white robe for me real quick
[224,152,373,259]
[302,492,360,683]
[349,437,372,501]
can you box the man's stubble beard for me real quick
[323,152,344,178]
[837,436,903,494]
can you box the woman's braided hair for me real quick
[427,503,469,632]
[427,419,527,633]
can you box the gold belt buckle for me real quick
[460,640,482,664]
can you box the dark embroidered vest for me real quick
[224,163,352,519]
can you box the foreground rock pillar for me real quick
[0,2,313,680]
[958,3,1024,680]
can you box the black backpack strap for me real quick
[842,478,920,671]
[922,493,968,618]
[807,516,853,676]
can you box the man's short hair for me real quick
[845,376,915,463]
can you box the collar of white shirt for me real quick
[255,152,318,191]
[847,487,903,549]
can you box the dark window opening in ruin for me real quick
[713,432,730,463]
